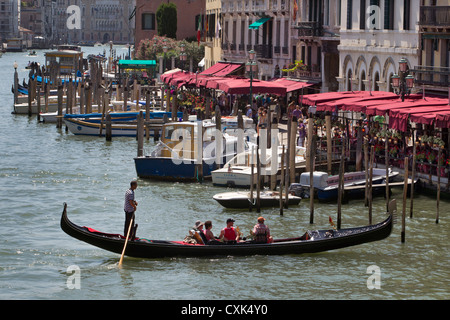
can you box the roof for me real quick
[45,50,83,56]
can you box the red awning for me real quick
[316,92,398,112]
[270,78,313,92]
[343,97,403,113]
[160,69,183,84]
[301,91,372,106]
[212,63,243,76]
[199,62,243,76]
[205,78,231,89]
[199,62,229,75]
[365,97,448,116]
[168,72,192,86]
[197,76,226,87]
[436,111,450,128]
[217,78,287,95]
[389,104,450,131]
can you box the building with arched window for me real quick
[337,0,420,93]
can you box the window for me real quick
[347,0,353,30]
[403,0,410,30]
[360,0,366,30]
[384,0,394,30]
[142,13,155,30]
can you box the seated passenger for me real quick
[203,220,215,242]
[252,217,273,244]
[219,218,240,244]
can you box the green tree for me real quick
[156,3,177,39]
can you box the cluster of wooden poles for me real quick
[24,60,169,141]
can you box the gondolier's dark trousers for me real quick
[124,210,135,237]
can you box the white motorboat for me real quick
[211,145,307,188]
[289,169,399,202]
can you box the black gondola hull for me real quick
[60,203,393,258]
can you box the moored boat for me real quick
[289,169,399,202]
[212,145,306,188]
[60,203,393,258]
[63,111,181,137]
[134,120,252,181]
[212,190,301,209]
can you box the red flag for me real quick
[293,0,298,21]
[197,16,202,46]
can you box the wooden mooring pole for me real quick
[309,134,316,224]
[401,157,409,243]
[249,146,255,212]
[385,135,390,211]
[364,137,369,207]
[279,145,285,216]
[325,113,332,175]
[410,140,417,218]
[105,112,112,141]
[368,145,374,225]
[56,84,63,129]
[337,137,345,229]
[436,147,441,224]
[137,111,144,157]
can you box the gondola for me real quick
[60,203,393,259]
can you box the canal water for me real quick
[0,46,448,301]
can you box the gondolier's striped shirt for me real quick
[124,188,135,213]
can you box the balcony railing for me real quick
[411,65,450,87]
[296,21,324,37]
[419,6,450,27]
[255,44,272,59]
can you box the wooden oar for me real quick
[118,217,133,267]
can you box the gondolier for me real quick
[124,180,138,238]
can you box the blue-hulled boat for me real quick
[134,120,254,181]
[64,111,182,137]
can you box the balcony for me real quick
[295,21,324,38]
[411,65,450,87]
[255,44,272,59]
[419,6,450,27]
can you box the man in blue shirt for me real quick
[124,180,138,238]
